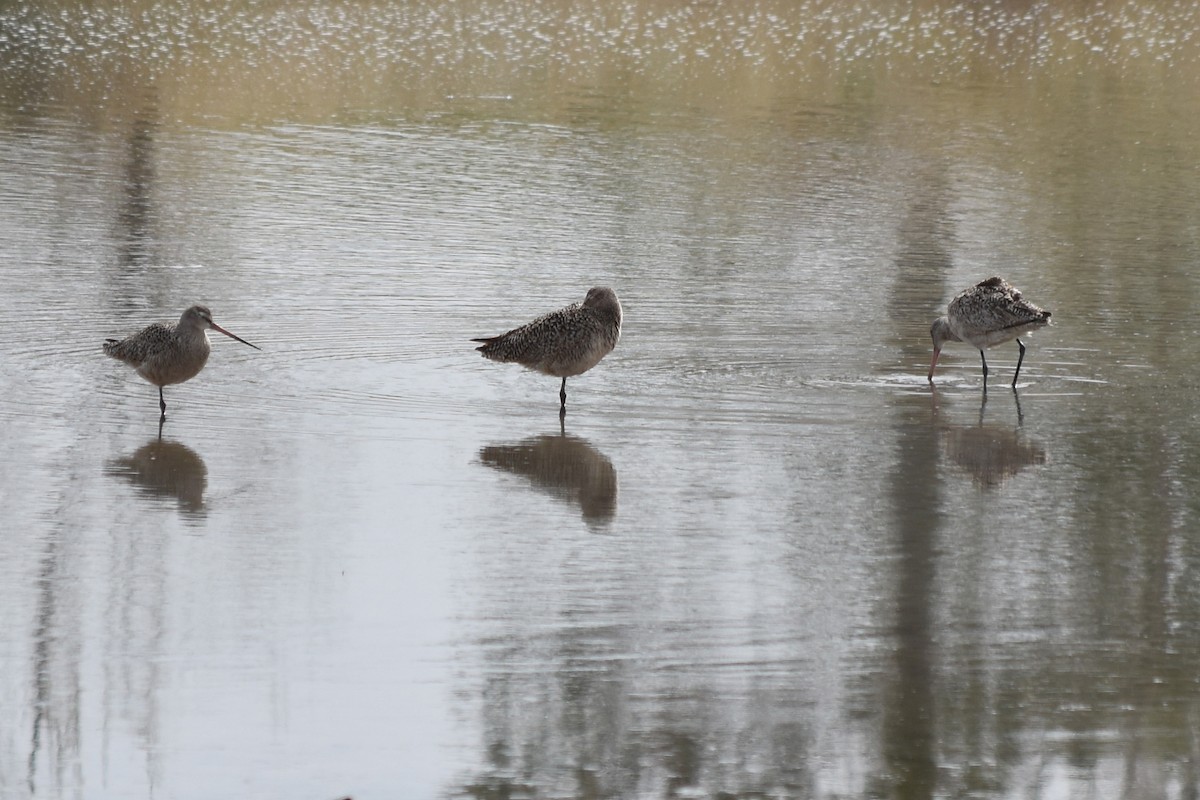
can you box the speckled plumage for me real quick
[929,277,1051,386]
[104,305,260,419]
[473,287,622,412]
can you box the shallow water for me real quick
[4,1,1200,798]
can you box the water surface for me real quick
[3,2,1200,798]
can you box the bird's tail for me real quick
[1000,308,1051,331]
[103,338,141,364]
[471,336,501,353]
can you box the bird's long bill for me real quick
[927,348,940,381]
[211,322,262,350]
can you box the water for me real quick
[3,1,1200,798]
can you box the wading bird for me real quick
[104,304,261,420]
[473,287,622,414]
[928,277,1051,387]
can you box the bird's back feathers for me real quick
[947,276,1051,348]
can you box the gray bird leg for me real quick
[1012,338,1027,386]
[979,350,989,384]
[159,387,167,419]
[559,377,567,411]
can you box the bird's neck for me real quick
[178,325,211,345]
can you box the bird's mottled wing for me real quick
[102,322,174,367]
[950,277,1050,333]
[474,304,583,365]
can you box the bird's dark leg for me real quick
[559,377,567,413]
[1012,339,1027,387]
[979,349,989,385]
[1012,386,1025,425]
[159,387,167,420]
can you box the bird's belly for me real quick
[538,339,614,378]
[965,330,1017,350]
[137,354,207,387]
[963,321,1047,350]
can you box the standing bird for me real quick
[473,286,622,414]
[104,304,261,420]
[928,277,1051,387]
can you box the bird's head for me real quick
[927,316,960,381]
[583,286,622,325]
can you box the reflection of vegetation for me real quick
[108,438,207,517]
[3,1,1200,126]
[117,101,159,266]
[478,433,616,524]
[457,395,1198,797]
[456,652,817,798]
[854,620,1200,796]
[845,385,1200,797]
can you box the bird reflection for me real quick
[478,423,617,525]
[107,435,208,517]
[931,386,1047,488]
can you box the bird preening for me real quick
[104,305,261,421]
[472,286,622,415]
[928,277,1051,387]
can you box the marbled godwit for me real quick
[928,277,1051,387]
[473,286,622,414]
[104,305,261,419]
